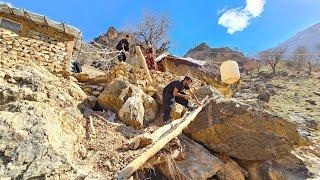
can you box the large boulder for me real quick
[0,64,99,179]
[152,84,165,107]
[119,93,145,129]
[239,154,309,180]
[143,93,159,123]
[0,105,86,179]
[73,73,90,82]
[73,64,105,83]
[185,98,301,160]
[195,85,223,99]
[97,80,130,113]
[158,135,223,179]
[170,103,185,120]
[98,80,158,128]
[216,158,246,180]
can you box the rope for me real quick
[78,49,123,55]
[94,50,124,62]
[187,49,320,56]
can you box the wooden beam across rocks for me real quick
[117,96,210,179]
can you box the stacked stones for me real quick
[0,28,67,72]
[28,30,58,43]
[105,63,203,94]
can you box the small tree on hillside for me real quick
[292,46,308,74]
[315,43,320,73]
[257,54,267,73]
[131,11,170,54]
[260,49,285,75]
[243,60,257,75]
[306,61,313,75]
[243,59,263,75]
[256,60,263,73]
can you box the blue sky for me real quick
[4,0,320,56]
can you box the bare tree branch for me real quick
[292,46,307,74]
[259,48,285,75]
[130,11,171,55]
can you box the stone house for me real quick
[155,53,206,74]
[0,3,82,72]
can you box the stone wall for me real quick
[27,29,60,44]
[0,27,69,72]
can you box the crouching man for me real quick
[163,76,202,123]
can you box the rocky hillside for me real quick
[234,62,320,177]
[0,56,95,178]
[1,49,313,179]
[1,30,317,179]
[1,2,318,178]
[184,42,247,62]
[262,23,320,61]
[72,61,312,179]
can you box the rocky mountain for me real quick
[184,42,247,62]
[261,23,320,61]
[92,27,138,50]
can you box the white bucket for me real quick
[220,60,240,84]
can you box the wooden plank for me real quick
[141,149,182,169]
[207,102,213,126]
[135,46,153,84]
[130,108,194,149]
[117,96,210,179]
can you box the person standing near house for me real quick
[145,43,157,70]
[162,76,202,123]
[116,35,130,62]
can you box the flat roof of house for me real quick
[155,53,207,66]
[0,2,82,45]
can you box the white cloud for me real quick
[245,0,266,17]
[218,9,250,34]
[218,0,266,34]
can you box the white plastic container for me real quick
[220,60,240,84]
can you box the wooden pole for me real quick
[117,96,210,179]
[131,108,194,149]
[135,46,153,83]
[207,102,213,126]
[89,116,96,135]
[141,149,182,169]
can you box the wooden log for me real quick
[117,96,210,179]
[207,102,213,126]
[141,149,183,169]
[89,115,96,135]
[131,96,220,149]
[135,46,153,84]
[131,109,193,149]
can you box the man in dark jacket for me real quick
[116,35,130,62]
[162,76,202,123]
